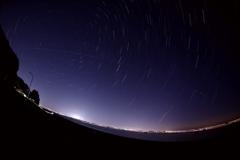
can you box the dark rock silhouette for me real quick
[0,24,19,88]
[0,6,30,95]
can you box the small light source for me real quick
[72,115,81,120]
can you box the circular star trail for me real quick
[1,0,240,131]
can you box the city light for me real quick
[72,114,81,120]
[33,103,240,134]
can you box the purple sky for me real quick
[1,0,240,131]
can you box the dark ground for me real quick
[1,84,240,159]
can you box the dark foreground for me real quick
[2,86,240,159]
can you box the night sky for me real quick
[1,0,240,131]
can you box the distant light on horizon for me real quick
[71,114,84,121]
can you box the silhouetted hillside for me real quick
[2,82,240,159]
[0,24,19,89]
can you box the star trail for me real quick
[0,0,240,132]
